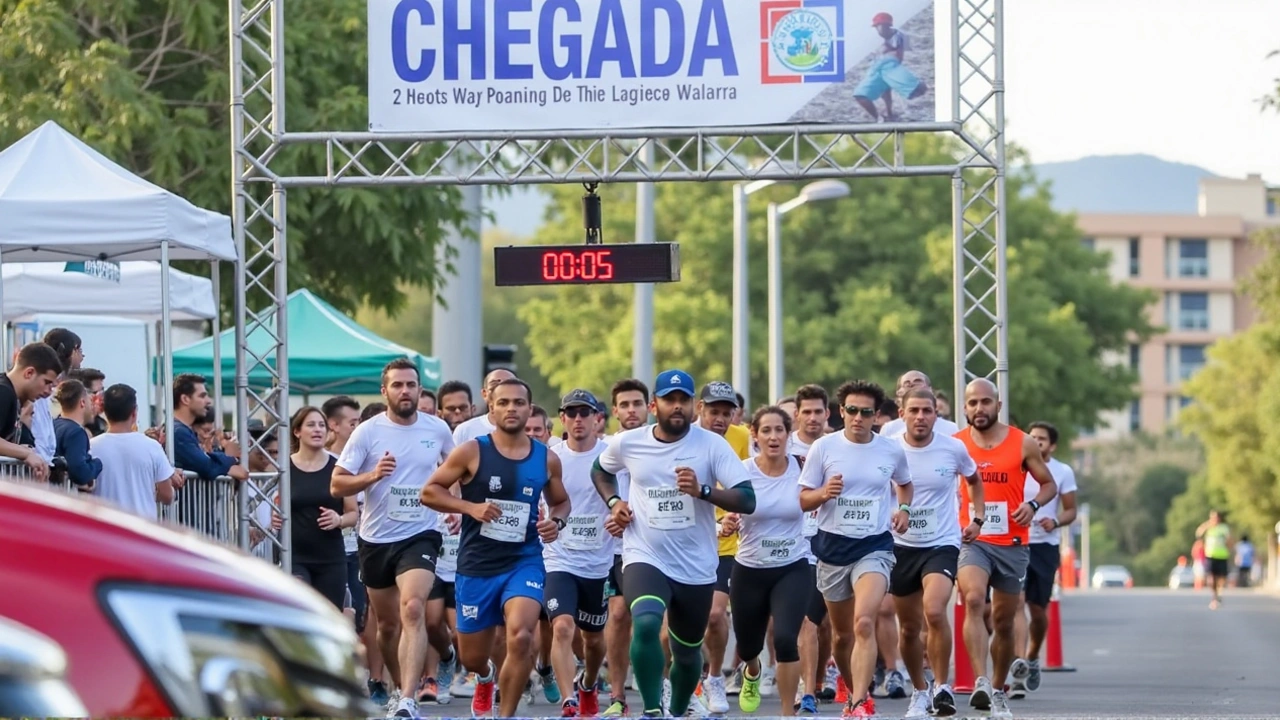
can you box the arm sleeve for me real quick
[173,425,236,480]
[598,433,625,474]
[797,441,825,489]
[335,423,368,475]
[63,427,100,486]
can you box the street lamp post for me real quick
[765,180,850,401]
[732,178,780,409]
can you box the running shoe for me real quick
[1009,679,1027,700]
[760,666,776,697]
[384,689,402,716]
[472,671,496,718]
[560,698,579,717]
[969,676,993,711]
[843,696,875,717]
[885,669,907,699]
[991,689,1013,720]
[662,677,673,716]
[834,674,848,704]
[1025,659,1042,692]
[577,675,601,717]
[904,689,931,719]
[540,666,562,704]
[438,651,458,703]
[797,694,819,715]
[724,665,743,696]
[369,679,390,707]
[418,678,438,704]
[1008,657,1031,686]
[453,673,477,699]
[392,696,418,718]
[738,668,762,713]
[932,683,957,716]
[703,675,729,714]
[601,697,628,717]
[687,686,712,717]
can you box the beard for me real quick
[392,399,417,419]
[656,412,689,438]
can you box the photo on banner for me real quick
[367,0,937,133]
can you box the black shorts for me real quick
[357,530,443,591]
[624,562,715,646]
[605,555,625,599]
[805,563,827,624]
[1024,543,1060,607]
[890,545,959,597]
[544,571,609,632]
[429,576,456,608]
[715,555,734,594]
[1209,558,1230,579]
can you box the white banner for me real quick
[368,0,936,133]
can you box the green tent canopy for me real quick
[165,289,440,395]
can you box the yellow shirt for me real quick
[717,423,751,556]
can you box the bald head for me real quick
[898,370,930,389]
[964,378,998,399]
[483,369,517,402]
[963,378,1000,431]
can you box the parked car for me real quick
[1169,564,1197,589]
[1091,564,1134,589]
[0,617,87,718]
[0,482,374,718]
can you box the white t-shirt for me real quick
[599,425,751,585]
[453,414,495,446]
[894,434,976,548]
[798,432,912,540]
[336,412,454,544]
[736,456,810,569]
[787,431,817,458]
[545,440,613,579]
[880,416,960,440]
[1027,457,1077,545]
[435,511,460,582]
[32,396,56,462]
[329,449,363,554]
[90,432,174,519]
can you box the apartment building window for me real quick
[1129,399,1140,431]
[1178,344,1207,380]
[1177,238,1209,278]
[1177,292,1209,330]
[1128,343,1140,372]
[1128,238,1140,277]
[1081,237,1095,251]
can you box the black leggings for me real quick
[729,559,810,664]
[294,560,347,610]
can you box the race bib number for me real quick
[974,502,1009,536]
[387,485,425,522]
[803,510,820,538]
[902,507,938,542]
[440,532,460,564]
[758,536,798,566]
[480,499,531,543]
[562,514,605,551]
[643,486,696,531]
[834,496,881,537]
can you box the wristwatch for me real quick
[1050,518,1061,530]
[552,517,567,531]
[606,495,622,509]
[1028,499,1041,512]
[699,484,712,500]
[973,517,986,527]
[898,503,911,513]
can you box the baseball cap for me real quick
[699,381,740,407]
[559,388,600,411]
[654,369,696,398]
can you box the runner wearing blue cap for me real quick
[591,369,758,718]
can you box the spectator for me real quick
[247,422,279,473]
[192,407,219,453]
[90,384,182,518]
[66,368,107,437]
[0,343,59,479]
[171,373,248,483]
[52,380,102,490]
[323,396,361,457]
[32,328,83,462]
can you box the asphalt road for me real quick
[420,588,1277,718]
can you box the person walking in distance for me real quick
[1011,421,1077,698]
[331,359,459,718]
[799,380,914,718]
[591,369,757,718]
[601,378,651,717]
[732,406,812,716]
[421,378,571,719]
[543,390,614,716]
[1196,510,1232,609]
[890,388,984,718]
[954,379,1057,720]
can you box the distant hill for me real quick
[1031,154,1216,215]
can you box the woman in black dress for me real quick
[288,405,357,608]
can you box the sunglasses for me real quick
[843,405,877,418]
[561,406,596,419]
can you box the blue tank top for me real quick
[457,435,548,577]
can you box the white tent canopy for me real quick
[0,121,236,261]
[1,261,217,321]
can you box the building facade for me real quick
[1078,174,1280,440]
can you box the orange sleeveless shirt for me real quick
[955,426,1028,546]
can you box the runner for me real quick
[1011,421,1077,698]
[454,369,517,444]
[421,377,571,718]
[954,379,1057,720]
[426,505,461,704]
[1196,510,1231,609]
[696,381,752,714]
[890,387,983,718]
[331,358,459,718]
[880,370,959,439]
[438,380,476,431]
[544,389,613,717]
[733,406,811,716]
[798,380,913,718]
[591,369,757,718]
[601,378,651,717]
[790,384,834,714]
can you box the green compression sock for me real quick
[667,629,704,717]
[630,612,667,713]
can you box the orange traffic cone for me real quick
[1042,591,1076,672]
[952,595,975,692]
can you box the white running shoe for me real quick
[969,676,994,710]
[991,689,1014,720]
[904,689,932,719]
[1009,657,1031,684]
[702,675,730,714]
[391,696,418,718]
[759,666,776,697]
[686,691,711,717]
[723,665,743,695]
[1009,679,1027,700]
[384,689,402,716]
[662,677,673,716]
[453,674,477,698]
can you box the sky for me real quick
[489,0,1280,236]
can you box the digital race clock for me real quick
[493,243,681,287]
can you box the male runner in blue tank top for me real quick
[422,377,571,718]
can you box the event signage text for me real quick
[64,260,122,284]
[367,0,936,132]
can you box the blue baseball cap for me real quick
[654,369,696,398]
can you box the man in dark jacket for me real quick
[52,379,102,490]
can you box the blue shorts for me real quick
[455,560,546,634]
[854,57,921,100]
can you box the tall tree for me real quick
[518,135,1155,441]
[0,0,466,314]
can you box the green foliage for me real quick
[0,0,467,314]
[1132,473,1224,586]
[518,135,1155,440]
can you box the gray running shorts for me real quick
[958,541,1029,595]
[815,550,895,603]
